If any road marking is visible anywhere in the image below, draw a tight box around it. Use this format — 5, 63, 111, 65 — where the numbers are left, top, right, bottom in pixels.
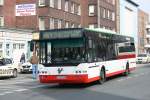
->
0, 93, 6, 96
0, 84, 51, 96
13, 89, 29, 92
0, 91, 14, 96
117, 72, 150, 82
4, 91, 14, 94
0, 79, 38, 85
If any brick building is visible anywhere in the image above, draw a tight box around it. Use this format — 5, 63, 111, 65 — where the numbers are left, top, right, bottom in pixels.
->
0, 0, 81, 31
138, 10, 149, 54
16, 0, 81, 31
0, 0, 117, 32
0, 0, 16, 28
81, 0, 116, 31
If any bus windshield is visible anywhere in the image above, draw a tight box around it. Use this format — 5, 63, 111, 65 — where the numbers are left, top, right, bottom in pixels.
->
52, 47, 86, 64
38, 38, 87, 66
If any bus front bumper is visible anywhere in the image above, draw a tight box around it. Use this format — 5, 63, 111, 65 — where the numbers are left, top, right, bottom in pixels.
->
39, 74, 90, 84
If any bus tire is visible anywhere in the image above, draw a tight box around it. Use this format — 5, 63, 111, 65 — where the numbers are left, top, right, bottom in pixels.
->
12, 69, 18, 78
98, 67, 106, 84
124, 63, 129, 76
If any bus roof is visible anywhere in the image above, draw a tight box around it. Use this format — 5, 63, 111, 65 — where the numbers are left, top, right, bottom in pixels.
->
85, 28, 117, 35
38, 28, 134, 41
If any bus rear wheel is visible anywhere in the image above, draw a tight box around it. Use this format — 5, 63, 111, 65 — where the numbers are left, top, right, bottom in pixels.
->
98, 68, 106, 84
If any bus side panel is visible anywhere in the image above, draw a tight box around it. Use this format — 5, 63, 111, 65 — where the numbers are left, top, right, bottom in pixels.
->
85, 62, 106, 83
129, 58, 136, 71
104, 59, 125, 77
105, 58, 136, 77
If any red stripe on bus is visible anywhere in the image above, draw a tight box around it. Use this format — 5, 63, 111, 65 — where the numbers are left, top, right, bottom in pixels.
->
39, 74, 100, 84
39, 67, 136, 84
106, 67, 136, 77
39, 74, 88, 84
117, 54, 136, 59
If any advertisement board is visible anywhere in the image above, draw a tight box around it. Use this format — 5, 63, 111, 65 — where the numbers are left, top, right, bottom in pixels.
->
16, 4, 36, 16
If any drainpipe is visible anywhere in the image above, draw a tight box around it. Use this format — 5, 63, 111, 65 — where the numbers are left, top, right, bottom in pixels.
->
97, 0, 100, 28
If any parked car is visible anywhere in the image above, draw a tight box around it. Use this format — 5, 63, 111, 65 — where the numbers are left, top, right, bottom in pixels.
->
136, 54, 150, 64
20, 62, 32, 73
0, 58, 18, 78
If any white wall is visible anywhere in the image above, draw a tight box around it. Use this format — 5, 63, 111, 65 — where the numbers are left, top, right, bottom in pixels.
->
0, 29, 32, 64
120, 0, 138, 54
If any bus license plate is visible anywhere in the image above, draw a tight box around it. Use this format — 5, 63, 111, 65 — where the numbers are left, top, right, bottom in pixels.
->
57, 76, 66, 79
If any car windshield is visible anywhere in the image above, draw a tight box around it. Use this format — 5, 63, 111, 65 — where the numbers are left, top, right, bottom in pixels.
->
138, 54, 147, 57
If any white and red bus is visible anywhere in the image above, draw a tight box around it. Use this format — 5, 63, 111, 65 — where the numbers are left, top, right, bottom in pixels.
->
32, 28, 136, 84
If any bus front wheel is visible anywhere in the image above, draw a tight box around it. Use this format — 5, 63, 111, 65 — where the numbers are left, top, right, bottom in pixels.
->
98, 68, 106, 84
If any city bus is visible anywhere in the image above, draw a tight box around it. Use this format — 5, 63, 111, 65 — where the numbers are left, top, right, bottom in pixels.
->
32, 28, 136, 84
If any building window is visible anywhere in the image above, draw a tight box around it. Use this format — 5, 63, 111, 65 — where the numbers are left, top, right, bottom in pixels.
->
54, 18, 58, 29
71, 2, 75, 13
109, 11, 112, 20
105, 9, 108, 19
112, 12, 115, 21
102, 8, 106, 18
39, 0, 45, 6
112, 0, 115, 5
78, 24, 81, 28
89, 24, 95, 29
13, 44, 17, 49
50, 0, 54, 8
71, 23, 75, 28
0, 43, 2, 49
0, 50, 2, 58
58, 0, 61, 9
6, 51, 10, 56
65, 21, 69, 28
89, 5, 95, 16
77, 5, 81, 15
50, 18, 54, 29
65, 0, 69, 12
21, 44, 25, 49
39, 17, 45, 30
107, 10, 110, 19
0, 16, 4, 27
6, 44, 10, 49
0, 0, 4, 5
58, 19, 62, 29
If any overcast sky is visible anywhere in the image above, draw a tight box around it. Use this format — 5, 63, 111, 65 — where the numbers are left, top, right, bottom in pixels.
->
134, 0, 150, 14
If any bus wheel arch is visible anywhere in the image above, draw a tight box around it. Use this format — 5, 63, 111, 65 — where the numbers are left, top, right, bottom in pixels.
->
98, 66, 106, 84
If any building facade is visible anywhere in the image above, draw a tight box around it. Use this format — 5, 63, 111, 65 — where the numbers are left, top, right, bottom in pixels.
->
145, 24, 150, 54
1, 0, 117, 31
0, 28, 32, 63
138, 9, 149, 54
16, 0, 81, 31
0, 0, 16, 28
81, 0, 116, 31
118, 0, 138, 54
0, 0, 82, 60
0, 0, 140, 59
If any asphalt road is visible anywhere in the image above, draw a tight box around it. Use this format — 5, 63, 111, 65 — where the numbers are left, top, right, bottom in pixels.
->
0, 64, 150, 100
